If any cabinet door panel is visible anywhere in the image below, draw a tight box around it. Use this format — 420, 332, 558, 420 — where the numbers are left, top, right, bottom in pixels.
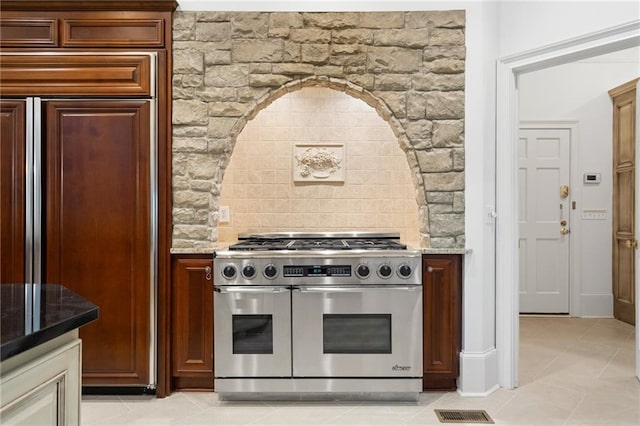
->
0, 100, 26, 284
0, 18, 58, 47
63, 19, 164, 47
44, 100, 151, 386
0, 54, 152, 96
171, 257, 214, 390
423, 255, 461, 390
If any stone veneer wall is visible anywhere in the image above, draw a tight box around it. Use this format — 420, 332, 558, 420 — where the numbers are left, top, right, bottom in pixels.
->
171, 11, 465, 250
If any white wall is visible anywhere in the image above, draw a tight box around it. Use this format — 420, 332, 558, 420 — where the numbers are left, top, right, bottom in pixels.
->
519, 49, 640, 316
175, 0, 638, 395
497, 1, 640, 57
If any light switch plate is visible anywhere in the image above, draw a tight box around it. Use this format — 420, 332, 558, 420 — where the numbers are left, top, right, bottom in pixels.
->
219, 206, 230, 223
581, 209, 607, 220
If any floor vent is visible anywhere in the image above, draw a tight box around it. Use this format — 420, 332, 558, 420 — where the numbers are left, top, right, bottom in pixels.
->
434, 409, 494, 424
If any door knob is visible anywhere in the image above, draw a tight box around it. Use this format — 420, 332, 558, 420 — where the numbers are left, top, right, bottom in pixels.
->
560, 220, 567, 226
560, 227, 570, 235
625, 240, 638, 249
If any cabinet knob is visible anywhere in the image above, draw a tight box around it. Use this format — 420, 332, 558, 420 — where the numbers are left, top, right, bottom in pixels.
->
205, 266, 212, 281
427, 266, 434, 273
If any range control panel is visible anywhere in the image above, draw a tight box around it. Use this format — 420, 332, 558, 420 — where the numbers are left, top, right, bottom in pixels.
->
214, 252, 422, 286
283, 265, 351, 277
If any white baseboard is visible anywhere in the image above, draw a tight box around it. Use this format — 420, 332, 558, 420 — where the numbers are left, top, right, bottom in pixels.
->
457, 348, 500, 397
580, 293, 613, 317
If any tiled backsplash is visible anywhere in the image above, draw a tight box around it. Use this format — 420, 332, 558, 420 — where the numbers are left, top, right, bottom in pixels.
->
218, 87, 420, 243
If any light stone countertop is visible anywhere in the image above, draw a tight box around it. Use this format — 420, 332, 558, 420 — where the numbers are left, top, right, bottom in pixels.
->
170, 247, 222, 255
417, 247, 469, 255
170, 245, 470, 255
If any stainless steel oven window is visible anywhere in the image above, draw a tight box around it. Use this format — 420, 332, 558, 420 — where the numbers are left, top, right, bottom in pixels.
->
232, 314, 274, 354
322, 314, 392, 354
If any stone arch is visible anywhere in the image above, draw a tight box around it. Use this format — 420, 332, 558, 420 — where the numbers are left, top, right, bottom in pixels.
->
171, 10, 465, 250
218, 76, 429, 244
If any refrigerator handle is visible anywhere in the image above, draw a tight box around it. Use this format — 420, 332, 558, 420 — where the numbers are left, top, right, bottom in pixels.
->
32, 97, 43, 285
25, 98, 34, 285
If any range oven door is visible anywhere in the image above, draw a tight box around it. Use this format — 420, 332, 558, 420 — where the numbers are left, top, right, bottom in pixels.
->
291, 285, 422, 378
214, 286, 291, 378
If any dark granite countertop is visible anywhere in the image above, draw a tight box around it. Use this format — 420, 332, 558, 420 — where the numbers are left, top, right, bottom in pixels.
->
0, 284, 99, 361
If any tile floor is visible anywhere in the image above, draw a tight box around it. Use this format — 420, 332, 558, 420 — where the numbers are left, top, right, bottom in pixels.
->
82, 317, 638, 425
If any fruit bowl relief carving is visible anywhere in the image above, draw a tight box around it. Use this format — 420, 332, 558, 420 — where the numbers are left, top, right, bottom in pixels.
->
294, 144, 345, 182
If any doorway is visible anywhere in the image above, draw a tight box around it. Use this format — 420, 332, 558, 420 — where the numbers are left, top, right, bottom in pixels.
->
496, 22, 640, 388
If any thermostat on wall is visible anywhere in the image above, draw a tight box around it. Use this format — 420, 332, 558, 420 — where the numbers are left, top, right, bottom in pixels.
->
583, 173, 601, 184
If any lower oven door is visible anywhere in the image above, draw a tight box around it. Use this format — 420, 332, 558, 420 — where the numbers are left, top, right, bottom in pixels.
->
214, 286, 291, 377
291, 285, 422, 378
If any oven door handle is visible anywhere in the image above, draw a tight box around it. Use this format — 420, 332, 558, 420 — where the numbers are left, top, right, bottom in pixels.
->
292, 285, 420, 293
214, 286, 289, 294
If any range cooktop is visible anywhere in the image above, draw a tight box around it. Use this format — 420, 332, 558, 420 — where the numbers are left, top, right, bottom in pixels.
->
226, 232, 407, 251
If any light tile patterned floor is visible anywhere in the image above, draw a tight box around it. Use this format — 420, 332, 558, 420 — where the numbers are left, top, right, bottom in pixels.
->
82, 317, 638, 425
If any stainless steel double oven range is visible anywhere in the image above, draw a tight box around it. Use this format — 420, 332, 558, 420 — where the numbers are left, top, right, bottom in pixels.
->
213, 232, 422, 401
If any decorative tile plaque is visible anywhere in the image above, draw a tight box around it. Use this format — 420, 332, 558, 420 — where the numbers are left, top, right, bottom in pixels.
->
293, 144, 345, 183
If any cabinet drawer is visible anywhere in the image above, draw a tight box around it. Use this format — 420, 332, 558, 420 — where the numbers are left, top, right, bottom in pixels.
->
62, 19, 164, 47
0, 54, 152, 96
0, 19, 58, 47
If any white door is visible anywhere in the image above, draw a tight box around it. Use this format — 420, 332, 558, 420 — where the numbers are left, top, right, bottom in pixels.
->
519, 127, 571, 313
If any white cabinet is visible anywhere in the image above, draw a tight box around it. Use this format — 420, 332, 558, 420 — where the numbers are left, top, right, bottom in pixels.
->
0, 331, 81, 425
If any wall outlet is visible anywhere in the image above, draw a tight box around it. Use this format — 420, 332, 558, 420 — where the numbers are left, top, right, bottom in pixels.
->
219, 206, 230, 223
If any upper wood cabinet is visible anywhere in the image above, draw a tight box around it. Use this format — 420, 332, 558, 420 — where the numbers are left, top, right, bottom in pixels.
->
0, 18, 59, 47
0, 17, 165, 48
0, 54, 153, 96
0, 1, 176, 49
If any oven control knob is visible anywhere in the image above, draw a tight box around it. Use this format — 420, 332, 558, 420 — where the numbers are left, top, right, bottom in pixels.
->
242, 265, 256, 279
398, 264, 413, 278
263, 264, 278, 279
222, 265, 237, 279
377, 264, 392, 278
356, 264, 370, 278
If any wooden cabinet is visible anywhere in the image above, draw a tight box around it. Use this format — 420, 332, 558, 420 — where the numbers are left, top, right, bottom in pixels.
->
171, 256, 214, 390
0, 95, 153, 389
0, 1, 177, 396
0, 101, 25, 284
422, 254, 462, 391
44, 100, 152, 386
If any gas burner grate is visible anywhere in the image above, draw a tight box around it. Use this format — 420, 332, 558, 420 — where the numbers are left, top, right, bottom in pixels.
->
227, 235, 407, 251
434, 409, 494, 424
